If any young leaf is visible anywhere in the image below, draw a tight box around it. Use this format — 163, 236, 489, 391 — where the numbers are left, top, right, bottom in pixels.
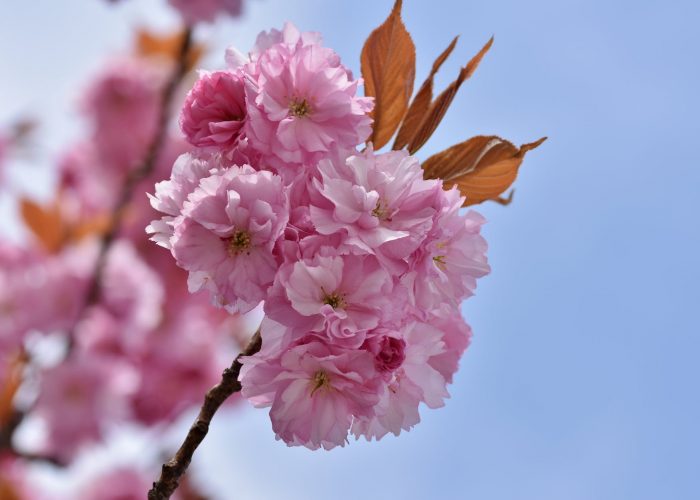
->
136, 28, 203, 72
20, 198, 65, 253
423, 135, 547, 206
0, 351, 25, 429
393, 36, 459, 150
361, 0, 416, 149
407, 37, 493, 154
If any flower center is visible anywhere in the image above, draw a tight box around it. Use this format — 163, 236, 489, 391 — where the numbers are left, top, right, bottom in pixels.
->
322, 291, 346, 309
226, 230, 251, 256
433, 255, 447, 271
371, 199, 390, 220
310, 370, 331, 396
289, 98, 312, 118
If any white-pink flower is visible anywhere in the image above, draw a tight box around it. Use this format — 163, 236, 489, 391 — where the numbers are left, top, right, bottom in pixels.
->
240, 339, 380, 450
171, 165, 288, 313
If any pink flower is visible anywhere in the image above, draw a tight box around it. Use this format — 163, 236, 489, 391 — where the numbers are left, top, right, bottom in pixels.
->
128, 302, 232, 425
83, 58, 165, 172
310, 148, 440, 267
352, 321, 449, 441
267, 254, 393, 348
78, 467, 150, 500
240, 339, 380, 450
180, 71, 247, 153
403, 187, 490, 316
244, 29, 373, 170
171, 165, 288, 313
169, 0, 243, 23
147, 152, 222, 249
428, 312, 473, 385
58, 142, 122, 214
35, 355, 123, 461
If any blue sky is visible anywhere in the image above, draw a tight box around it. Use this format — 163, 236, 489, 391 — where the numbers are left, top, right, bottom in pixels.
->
1, 1, 699, 499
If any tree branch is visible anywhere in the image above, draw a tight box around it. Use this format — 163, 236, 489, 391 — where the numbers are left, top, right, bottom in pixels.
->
67, 26, 194, 351
148, 329, 262, 500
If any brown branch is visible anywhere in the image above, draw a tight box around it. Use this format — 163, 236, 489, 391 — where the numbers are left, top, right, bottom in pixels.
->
67, 26, 194, 351
148, 329, 262, 500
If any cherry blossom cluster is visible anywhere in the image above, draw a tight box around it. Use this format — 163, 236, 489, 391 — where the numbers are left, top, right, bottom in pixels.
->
149, 23, 491, 450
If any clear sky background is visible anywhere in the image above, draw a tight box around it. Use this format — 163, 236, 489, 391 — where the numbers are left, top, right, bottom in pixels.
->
1, 1, 699, 499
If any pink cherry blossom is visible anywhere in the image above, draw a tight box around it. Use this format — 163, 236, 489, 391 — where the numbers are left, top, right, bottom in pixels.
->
267, 254, 392, 348
352, 320, 449, 441
244, 30, 373, 170
240, 339, 380, 450
129, 303, 231, 424
403, 187, 490, 316
77, 467, 151, 500
35, 355, 123, 461
171, 165, 288, 313
147, 152, 224, 249
83, 58, 165, 172
180, 70, 247, 153
168, 0, 242, 23
310, 148, 440, 267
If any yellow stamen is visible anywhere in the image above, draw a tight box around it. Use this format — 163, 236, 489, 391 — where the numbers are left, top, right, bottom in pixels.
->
227, 230, 251, 256
310, 371, 331, 396
289, 98, 312, 118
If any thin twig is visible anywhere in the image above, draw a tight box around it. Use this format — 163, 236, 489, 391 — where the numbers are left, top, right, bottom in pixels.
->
148, 329, 262, 500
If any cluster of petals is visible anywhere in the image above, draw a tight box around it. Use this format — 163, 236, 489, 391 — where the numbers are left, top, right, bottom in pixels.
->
150, 23, 490, 450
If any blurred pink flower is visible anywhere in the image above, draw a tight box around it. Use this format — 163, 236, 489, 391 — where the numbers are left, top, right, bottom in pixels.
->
83, 58, 165, 172
35, 355, 124, 461
169, 0, 243, 23
77, 467, 150, 500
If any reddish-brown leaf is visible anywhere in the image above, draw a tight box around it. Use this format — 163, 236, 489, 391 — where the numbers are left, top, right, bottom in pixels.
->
20, 197, 110, 253
361, 0, 416, 149
393, 36, 458, 150
407, 37, 494, 154
20, 198, 65, 253
0, 351, 25, 429
423, 135, 547, 206
136, 28, 203, 72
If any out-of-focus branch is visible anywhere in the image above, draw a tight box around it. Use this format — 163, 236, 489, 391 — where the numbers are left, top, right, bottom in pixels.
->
67, 26, 194, 351
0, 26, 194, 462
148, 329, 262, 500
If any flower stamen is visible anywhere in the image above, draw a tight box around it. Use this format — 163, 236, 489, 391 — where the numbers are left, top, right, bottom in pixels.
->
322, 290, 346, 309
310, 370, 331, 396
226, 230, 251, 256
289, 98, 312, 118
